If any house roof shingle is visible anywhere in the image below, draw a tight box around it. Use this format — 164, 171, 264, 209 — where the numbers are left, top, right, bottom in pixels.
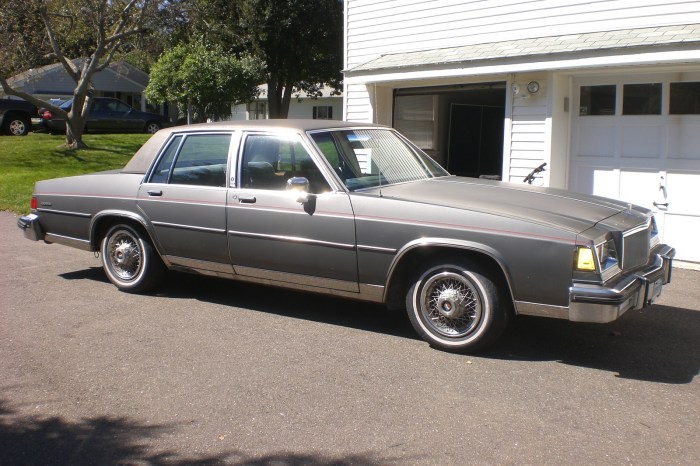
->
348, 23, 700, 73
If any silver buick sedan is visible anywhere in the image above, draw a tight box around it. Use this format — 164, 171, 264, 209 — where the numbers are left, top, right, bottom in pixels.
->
18, 120, 675, 352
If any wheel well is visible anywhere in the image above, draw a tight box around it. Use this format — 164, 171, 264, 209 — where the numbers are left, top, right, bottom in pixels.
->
4, 111, 30, 122
91, 216, 152, 251
384, 246, 513, 311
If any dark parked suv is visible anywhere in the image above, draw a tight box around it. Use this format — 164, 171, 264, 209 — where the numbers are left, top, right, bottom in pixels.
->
39, 97, 170, 134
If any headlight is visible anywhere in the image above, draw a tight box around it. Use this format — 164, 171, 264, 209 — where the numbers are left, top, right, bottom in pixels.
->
575, 238, 618, 273
650, 216, 660, 247
575, 246, 596, 271
596, 237, 618, 271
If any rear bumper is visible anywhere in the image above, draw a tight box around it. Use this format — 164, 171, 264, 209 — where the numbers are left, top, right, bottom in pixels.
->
17, 213, 44, 241
568, 244, 675, 323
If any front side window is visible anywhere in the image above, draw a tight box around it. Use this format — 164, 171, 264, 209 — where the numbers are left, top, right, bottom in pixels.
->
150, 134, 231, 187
309, 129, 448, 191
240, 134, 330, 193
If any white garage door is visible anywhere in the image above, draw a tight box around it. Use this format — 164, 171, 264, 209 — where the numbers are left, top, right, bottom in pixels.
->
570, 74, 700, 262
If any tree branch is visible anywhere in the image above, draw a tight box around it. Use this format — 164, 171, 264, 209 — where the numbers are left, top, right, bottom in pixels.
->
38, 3, 78, 81
0, 77, 67, 118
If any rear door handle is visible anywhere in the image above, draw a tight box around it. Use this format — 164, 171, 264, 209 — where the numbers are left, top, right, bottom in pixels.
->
653, 202, 669, 208
238, 196, 256, 204
147, 190, 163, 197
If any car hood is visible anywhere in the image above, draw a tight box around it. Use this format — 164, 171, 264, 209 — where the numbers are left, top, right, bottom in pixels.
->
364, 176, 647, 234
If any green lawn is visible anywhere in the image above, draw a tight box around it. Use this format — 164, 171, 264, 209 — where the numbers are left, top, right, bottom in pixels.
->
0, 132, 151, 214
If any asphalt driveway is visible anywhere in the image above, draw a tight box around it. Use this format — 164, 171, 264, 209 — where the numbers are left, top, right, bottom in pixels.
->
1, 211, 698, 465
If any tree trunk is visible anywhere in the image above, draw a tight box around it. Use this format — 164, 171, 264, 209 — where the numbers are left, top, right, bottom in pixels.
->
64, 92, 90, 149
267, 74, 292, 119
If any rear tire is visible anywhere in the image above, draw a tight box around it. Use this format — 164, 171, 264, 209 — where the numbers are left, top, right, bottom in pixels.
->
145, 121, 161, 134
101, 224, 165, 292
406, 260, 509, 353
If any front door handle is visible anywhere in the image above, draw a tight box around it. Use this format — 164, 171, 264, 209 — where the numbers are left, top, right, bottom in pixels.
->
238, 196, 257, 204
653, 202, 669, 208
147, 190, 163, 197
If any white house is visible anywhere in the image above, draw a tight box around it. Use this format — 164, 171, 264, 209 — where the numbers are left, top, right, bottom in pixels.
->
230, 84, 342, 121
343, 0, 700, 263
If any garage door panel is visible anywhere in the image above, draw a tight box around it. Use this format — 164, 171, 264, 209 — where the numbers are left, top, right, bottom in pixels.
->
666, 172, 700, 215
668, 124, 700, 159
574, 166, 619, 199
663, 214, 700, 262
621, 125, 662, 158
576, 124, 615, 157
619, 170, 660, 208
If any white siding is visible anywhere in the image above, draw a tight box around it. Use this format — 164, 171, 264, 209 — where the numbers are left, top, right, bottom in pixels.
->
346, 0, 700, 69
508, 78, 548, 183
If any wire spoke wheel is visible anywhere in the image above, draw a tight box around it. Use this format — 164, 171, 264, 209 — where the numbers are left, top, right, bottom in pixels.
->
100, 224, 165, 293
406, 261, 510, 353
420, 271, 482, 338
106, 230, 143, 281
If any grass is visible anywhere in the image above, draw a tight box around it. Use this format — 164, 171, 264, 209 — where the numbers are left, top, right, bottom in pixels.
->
0, 132, 151, 214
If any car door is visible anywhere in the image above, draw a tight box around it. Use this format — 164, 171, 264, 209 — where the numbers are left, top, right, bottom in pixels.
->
108, 99, 140, 131
137, 132, 233, 275
86, 99, 112, 131
227, 132, 359, 292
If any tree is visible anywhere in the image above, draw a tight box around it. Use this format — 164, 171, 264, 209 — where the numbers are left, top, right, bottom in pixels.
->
144, 42, 263, 123
236, 0, 343, 118
0, 0, 163, 149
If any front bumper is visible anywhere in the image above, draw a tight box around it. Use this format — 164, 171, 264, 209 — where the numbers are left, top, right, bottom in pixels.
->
568, 244, 675, 323
17, 213, 44, 241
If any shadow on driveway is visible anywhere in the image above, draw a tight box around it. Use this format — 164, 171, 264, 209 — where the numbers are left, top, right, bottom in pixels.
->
0, 398, 394, 466
60, 267, 700, 385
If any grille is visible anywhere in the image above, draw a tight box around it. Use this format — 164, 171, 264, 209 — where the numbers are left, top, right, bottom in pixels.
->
622, 223, 651, 270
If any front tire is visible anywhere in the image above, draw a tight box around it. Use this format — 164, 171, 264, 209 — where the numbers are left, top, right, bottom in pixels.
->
101, 224, 164, 292
406, 261, 509, 353
4, 115, 30, 136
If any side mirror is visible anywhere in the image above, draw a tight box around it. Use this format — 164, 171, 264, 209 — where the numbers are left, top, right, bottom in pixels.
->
286, 176, 310, 203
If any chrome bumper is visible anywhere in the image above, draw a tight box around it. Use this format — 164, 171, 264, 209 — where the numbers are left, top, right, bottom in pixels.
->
568, 244, 675, 323
17, 213, 44, 241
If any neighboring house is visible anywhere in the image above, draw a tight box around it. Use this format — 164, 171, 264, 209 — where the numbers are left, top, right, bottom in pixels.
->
343, 0, 700, 263
3, 60, 172, 120
230, 84, 342, 121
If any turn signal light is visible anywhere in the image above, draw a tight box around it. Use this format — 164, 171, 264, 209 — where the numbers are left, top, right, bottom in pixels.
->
575, 246, 596, 271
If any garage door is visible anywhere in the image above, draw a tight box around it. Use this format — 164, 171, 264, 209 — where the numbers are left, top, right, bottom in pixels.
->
570, 75, 700, 262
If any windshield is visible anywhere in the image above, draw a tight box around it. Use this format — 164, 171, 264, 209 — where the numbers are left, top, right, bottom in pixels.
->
309, 128, 448, 191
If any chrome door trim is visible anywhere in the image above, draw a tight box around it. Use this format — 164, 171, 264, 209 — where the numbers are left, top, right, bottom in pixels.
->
152, 221, 227, 234
233, 265, 359, 293
165, 256, 235, 276
357, 244, 397, 254
228, 230, 356, 251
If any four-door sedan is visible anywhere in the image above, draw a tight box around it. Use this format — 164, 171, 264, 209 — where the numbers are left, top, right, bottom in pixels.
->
18, 120, 675, 352
38, 97, 170, 134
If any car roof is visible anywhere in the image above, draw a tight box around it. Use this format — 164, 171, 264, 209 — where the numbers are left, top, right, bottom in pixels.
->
121, 119, 389, 174
168, 119, 386, 133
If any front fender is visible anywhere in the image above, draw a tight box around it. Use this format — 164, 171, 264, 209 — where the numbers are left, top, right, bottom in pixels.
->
383, 237, 515, 305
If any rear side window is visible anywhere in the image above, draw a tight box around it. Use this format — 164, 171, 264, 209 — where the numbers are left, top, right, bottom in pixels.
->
150, 134, 231, 187
150, 136, 182, 183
